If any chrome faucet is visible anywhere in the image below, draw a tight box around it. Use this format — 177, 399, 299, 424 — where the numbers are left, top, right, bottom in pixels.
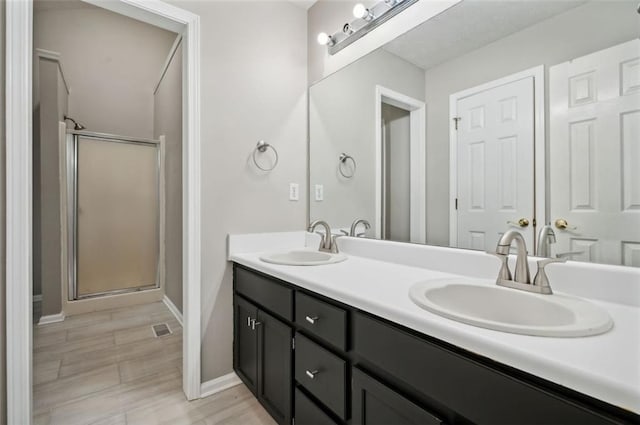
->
349, 219, 371, 237
308, 220, 340, 253
489, 230, 565, 295
536, 225, 556, 258
495, 230, 531, 284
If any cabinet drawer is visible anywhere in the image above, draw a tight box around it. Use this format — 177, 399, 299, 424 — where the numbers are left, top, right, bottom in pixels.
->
296, 291, 347, 350
295, 333, 347, 420
235, 266, 293, 321
353, 312, 620, 425
295, 388, 338, 425
352, 368, 443, 425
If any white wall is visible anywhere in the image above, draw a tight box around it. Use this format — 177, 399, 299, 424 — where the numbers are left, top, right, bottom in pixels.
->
382, 104, 410, 242
153, 41, 183, 313
423, 1, 639, 246
164, 1, 308, 382
0, 0, 5, 421
34, 4, 176, 139
309, 49, 424, 232
33, 58, 67, 316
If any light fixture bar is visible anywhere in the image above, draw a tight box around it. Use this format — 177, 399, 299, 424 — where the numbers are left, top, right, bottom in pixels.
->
326, 0, 419, 55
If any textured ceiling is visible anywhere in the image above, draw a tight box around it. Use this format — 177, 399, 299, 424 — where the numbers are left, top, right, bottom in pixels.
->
383, 0, 586, 71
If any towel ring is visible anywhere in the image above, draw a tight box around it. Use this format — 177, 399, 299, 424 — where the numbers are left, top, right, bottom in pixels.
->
339, 153, 356, 178
253, 140, 278, 171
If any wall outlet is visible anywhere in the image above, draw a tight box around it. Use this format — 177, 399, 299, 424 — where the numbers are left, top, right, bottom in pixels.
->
315, 184, 324, 201
289, 183, 299, 201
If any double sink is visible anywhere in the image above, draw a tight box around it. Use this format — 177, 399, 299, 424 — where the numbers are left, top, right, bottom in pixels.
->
259, 244, 613, 338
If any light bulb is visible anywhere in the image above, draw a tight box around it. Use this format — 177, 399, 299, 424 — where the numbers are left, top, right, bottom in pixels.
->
317, 32, 334, 46
353, 3, 373, 20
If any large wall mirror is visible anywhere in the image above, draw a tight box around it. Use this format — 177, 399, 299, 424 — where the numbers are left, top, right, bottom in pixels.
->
309, 0, 640, 267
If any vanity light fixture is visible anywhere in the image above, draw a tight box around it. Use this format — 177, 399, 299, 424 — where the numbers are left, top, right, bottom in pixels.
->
317, 32, 335, 46
343, 23, 355, 35
317, 0, 418, 55
353, 3, 375, 21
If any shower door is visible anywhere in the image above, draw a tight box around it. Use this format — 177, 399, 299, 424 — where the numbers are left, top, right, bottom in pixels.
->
67, 132, 161, 299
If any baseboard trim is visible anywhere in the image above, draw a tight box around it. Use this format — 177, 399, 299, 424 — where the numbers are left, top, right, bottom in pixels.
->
163, 295, 183, 327
200, 372, 241, 398
38, 312, 66, 325
33, 294, 42, 302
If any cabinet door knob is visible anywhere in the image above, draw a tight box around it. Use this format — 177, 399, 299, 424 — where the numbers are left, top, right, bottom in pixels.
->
305, 315, 319, 324
247, 317, 252, 327
305, 369, 319, 379
251, 319, 262, 330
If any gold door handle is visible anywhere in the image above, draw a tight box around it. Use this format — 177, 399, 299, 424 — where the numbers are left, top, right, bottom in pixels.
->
554, 219, 577, 231
507, 218, 529, 228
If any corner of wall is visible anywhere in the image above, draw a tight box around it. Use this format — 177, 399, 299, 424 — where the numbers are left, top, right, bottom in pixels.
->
0, 0, 7, 422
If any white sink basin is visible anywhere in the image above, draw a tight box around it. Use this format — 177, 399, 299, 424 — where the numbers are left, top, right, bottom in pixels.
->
260, 249, 347, 266
409, 279, 613, 337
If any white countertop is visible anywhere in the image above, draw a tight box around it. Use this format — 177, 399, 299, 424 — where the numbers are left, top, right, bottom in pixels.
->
229, 233, 640, 415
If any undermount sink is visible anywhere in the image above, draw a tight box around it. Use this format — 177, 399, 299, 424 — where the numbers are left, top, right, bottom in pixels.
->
260, 249, 347, 266
409, 279, 613, 337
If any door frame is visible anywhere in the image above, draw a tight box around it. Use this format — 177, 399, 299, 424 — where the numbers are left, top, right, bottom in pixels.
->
375, 85, 427, 243
5, 1, 202, 423
448, 65, 545, 248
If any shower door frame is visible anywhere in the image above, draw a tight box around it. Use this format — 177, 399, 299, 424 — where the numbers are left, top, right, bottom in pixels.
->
5, 1, 203, 422
65, 131, 164, 301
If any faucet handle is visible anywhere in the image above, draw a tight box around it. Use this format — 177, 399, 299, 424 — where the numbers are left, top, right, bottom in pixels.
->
486, 251, 512, 282
533, 258, 567, 294
330, 234, 344, 253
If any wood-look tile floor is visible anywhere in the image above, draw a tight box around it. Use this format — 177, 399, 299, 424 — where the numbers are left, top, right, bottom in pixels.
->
33, 302, 276, 425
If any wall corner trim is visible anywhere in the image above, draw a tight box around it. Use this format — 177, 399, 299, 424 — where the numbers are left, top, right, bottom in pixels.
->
162, 294, 183, 327
200, 373, 242, 399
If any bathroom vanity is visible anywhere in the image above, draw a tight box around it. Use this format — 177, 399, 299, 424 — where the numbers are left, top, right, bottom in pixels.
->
230, 234, 640, 425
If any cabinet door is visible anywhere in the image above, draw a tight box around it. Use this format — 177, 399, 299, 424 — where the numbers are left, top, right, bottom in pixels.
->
234, 296, 258, 394
352, 368, 443, 425
257, 309, 293, 425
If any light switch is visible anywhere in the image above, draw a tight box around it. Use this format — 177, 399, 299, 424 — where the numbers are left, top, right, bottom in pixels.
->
289, 183, 299, 201
315, 184, 324, 201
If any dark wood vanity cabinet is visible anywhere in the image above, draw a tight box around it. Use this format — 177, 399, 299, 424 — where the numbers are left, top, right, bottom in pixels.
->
233, 294, 292, 424
233, 264, 638, 425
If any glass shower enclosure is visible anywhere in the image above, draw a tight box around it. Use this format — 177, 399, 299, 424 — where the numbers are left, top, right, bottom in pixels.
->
65, 131, 162, 300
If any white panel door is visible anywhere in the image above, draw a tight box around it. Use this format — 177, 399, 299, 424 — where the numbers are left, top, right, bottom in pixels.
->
456, 77, 535, 251
550, 39, 640, 266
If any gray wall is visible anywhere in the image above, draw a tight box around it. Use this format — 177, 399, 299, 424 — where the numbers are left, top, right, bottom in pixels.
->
33, 58, 67, 316
153, 41, 183, 313
382, 104, 410, 242
424, 1, 640, 246
309, 49, 424, 233
0, 0, 5, 422
34, 4, 176, 139
165, 0, 308, 381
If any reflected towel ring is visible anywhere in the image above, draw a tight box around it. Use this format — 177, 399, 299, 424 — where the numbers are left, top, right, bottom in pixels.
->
339, 153, 356, 178
253, 140, 279, 171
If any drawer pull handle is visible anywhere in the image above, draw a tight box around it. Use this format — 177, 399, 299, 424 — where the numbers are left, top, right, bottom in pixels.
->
305, 369, 319, 379
251, 319, 262, 330
247, 317, 252, 327
305, 316, 319, 324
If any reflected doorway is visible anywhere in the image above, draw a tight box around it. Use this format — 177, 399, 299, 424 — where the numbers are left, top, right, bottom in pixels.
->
375, 85, 427, 243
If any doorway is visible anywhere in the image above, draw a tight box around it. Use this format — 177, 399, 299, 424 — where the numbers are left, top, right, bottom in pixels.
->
5, 1, 202, 422
375, 85, 426, 244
